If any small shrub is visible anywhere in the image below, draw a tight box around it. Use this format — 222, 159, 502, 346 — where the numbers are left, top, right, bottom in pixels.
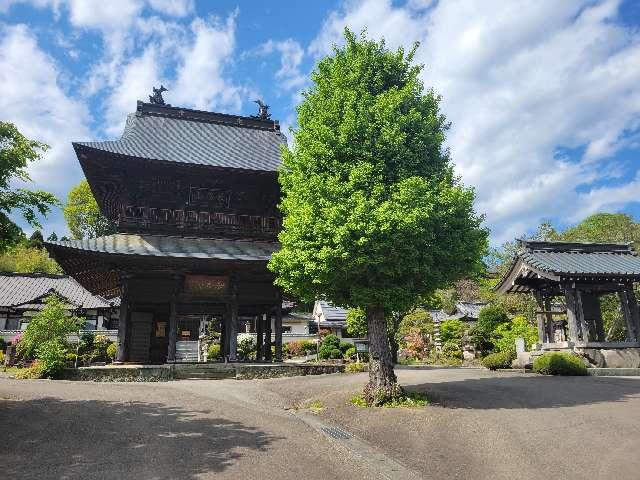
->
345, 361, 365, 373
533, 352, 588, 376
441, 340, 463, 360
14, 360, 44, 379
308, 400, 324, 414
344, 347, 357, 360
238, 336, 256, 361
0, 337, 6, 352
36, 339, 68, 378
339, 341, 352, 353
329, 348, 343, 359
208, 343, 221, 361
65, 352, 77, 367
482, 350, 516, 370
286, 341, 305, 357
300, 340, 317, 354
106, 343, 117, 360
0, 350, 4, 364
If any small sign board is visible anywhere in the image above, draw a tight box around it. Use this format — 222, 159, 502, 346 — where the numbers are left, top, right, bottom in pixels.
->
354, 339, 369, 353
184, 274, 229, 296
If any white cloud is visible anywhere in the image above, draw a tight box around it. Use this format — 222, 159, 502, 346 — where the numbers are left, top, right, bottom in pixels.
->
147, 0, 194, 17
171, 14, 244, 112
311, 0, 640, 243
103, 45, 163, 136
0, 23, 91, 234
257, 39, 306, 91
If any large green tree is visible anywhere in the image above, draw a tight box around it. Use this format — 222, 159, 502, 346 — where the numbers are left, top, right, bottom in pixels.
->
0, 122, 58, 248
63, 179, 113, 239
269, 31, 487, 404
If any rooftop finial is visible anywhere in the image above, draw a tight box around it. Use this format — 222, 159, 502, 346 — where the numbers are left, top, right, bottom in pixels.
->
252, 99, 271, 120
149, 85, 169, 105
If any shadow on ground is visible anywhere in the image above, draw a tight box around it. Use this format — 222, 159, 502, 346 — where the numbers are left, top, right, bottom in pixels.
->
404, 374, 640, 409
0, 396, 280, 479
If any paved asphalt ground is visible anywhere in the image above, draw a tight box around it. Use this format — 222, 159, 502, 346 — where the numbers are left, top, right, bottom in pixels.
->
2, 368, 640, 479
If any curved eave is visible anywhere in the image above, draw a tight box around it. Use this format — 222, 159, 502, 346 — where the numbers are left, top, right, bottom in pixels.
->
494, 258, 561, 294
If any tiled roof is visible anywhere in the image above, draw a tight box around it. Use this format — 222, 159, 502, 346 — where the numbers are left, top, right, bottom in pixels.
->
0, 273, 113, 308
495, 240, 640, 293
74, 102, 286, 172
46, 233, 279, 261
315, 300, 348, 321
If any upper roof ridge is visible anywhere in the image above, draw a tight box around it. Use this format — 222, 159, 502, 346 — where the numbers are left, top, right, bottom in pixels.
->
135, 101, 281, 132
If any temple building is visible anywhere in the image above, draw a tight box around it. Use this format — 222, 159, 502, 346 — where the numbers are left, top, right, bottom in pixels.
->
46, 97, 287, 364
495, 240, 640, 367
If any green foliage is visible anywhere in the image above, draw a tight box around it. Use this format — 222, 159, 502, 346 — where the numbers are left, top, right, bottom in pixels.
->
344, 346, 357, 360
560, 213, 640, 247
0, 121, 58, 231
533, 352, 588, 376
107, 343, 118, 361
339, 340, 352, 353
346, 307, 367, 337
439, 319, 466, 344
207, 343, 221, 361
16, 295, 82, 359
319, 334, 342, 359
63, 180, 114, 239
237, 335, 256, 361
441, 340, 463, 359
345, 361, 365, 373
491, 316, 538, 353
471, 304, 510, 354
482, 350, 516, 370
14, 360, 44, 379
351, 391, 427, 408
329, 348, 343, 359
0, 242, 61, 273
36, 338, 68, 377
396, 309, 433, 342
268, 29, 487, 314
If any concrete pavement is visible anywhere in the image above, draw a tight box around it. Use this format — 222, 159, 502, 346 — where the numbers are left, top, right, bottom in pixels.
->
2, 368, 640, 479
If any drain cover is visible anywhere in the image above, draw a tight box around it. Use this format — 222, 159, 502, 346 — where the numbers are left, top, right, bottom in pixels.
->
321, 426, 352, 440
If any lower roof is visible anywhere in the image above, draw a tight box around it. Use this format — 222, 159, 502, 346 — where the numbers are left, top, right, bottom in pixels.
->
46, 234, 279, 261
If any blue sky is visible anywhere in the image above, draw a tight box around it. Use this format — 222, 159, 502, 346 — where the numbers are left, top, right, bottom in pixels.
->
1, 0, 639, 244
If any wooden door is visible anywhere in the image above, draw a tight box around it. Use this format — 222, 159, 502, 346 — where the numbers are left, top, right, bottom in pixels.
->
129, 311, 153, 363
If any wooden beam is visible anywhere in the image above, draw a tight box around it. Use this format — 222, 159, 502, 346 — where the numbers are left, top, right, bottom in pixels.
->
534, 292, 546, 343
576, 290, 590, 342
228, 295, 238, 362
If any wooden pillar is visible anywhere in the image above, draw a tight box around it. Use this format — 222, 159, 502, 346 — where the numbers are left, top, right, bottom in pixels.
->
534, 292, 546, 344
576, 291, 589, 342
274, 293, 283, 362
166, 275, 180, 363
543, 296, 554, 343
228, 296, 238, 362
115, 276, 130, 363
618, 289, 637, 341
625, 286, 640, 341
564, 287, 580, 343
265, 312, 273, 362
256, 314, 264, 362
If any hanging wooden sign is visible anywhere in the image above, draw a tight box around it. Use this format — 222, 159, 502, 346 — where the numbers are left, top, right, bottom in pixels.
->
184, 274, 229, 296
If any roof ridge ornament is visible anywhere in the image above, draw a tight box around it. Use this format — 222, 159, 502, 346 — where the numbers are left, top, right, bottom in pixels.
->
252, 99, 271, 120
149, 85, 169, 106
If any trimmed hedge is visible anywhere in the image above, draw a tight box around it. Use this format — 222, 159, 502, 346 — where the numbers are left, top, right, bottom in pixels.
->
482, 350, 515, 370
533, 352, 587, 376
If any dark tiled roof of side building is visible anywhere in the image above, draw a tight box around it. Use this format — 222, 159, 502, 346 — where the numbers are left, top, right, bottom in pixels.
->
0, 273, 115, 309
74, 102, 287, 172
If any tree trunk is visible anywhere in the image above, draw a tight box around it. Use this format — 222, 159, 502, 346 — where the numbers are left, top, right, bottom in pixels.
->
364, 306, 400, 405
